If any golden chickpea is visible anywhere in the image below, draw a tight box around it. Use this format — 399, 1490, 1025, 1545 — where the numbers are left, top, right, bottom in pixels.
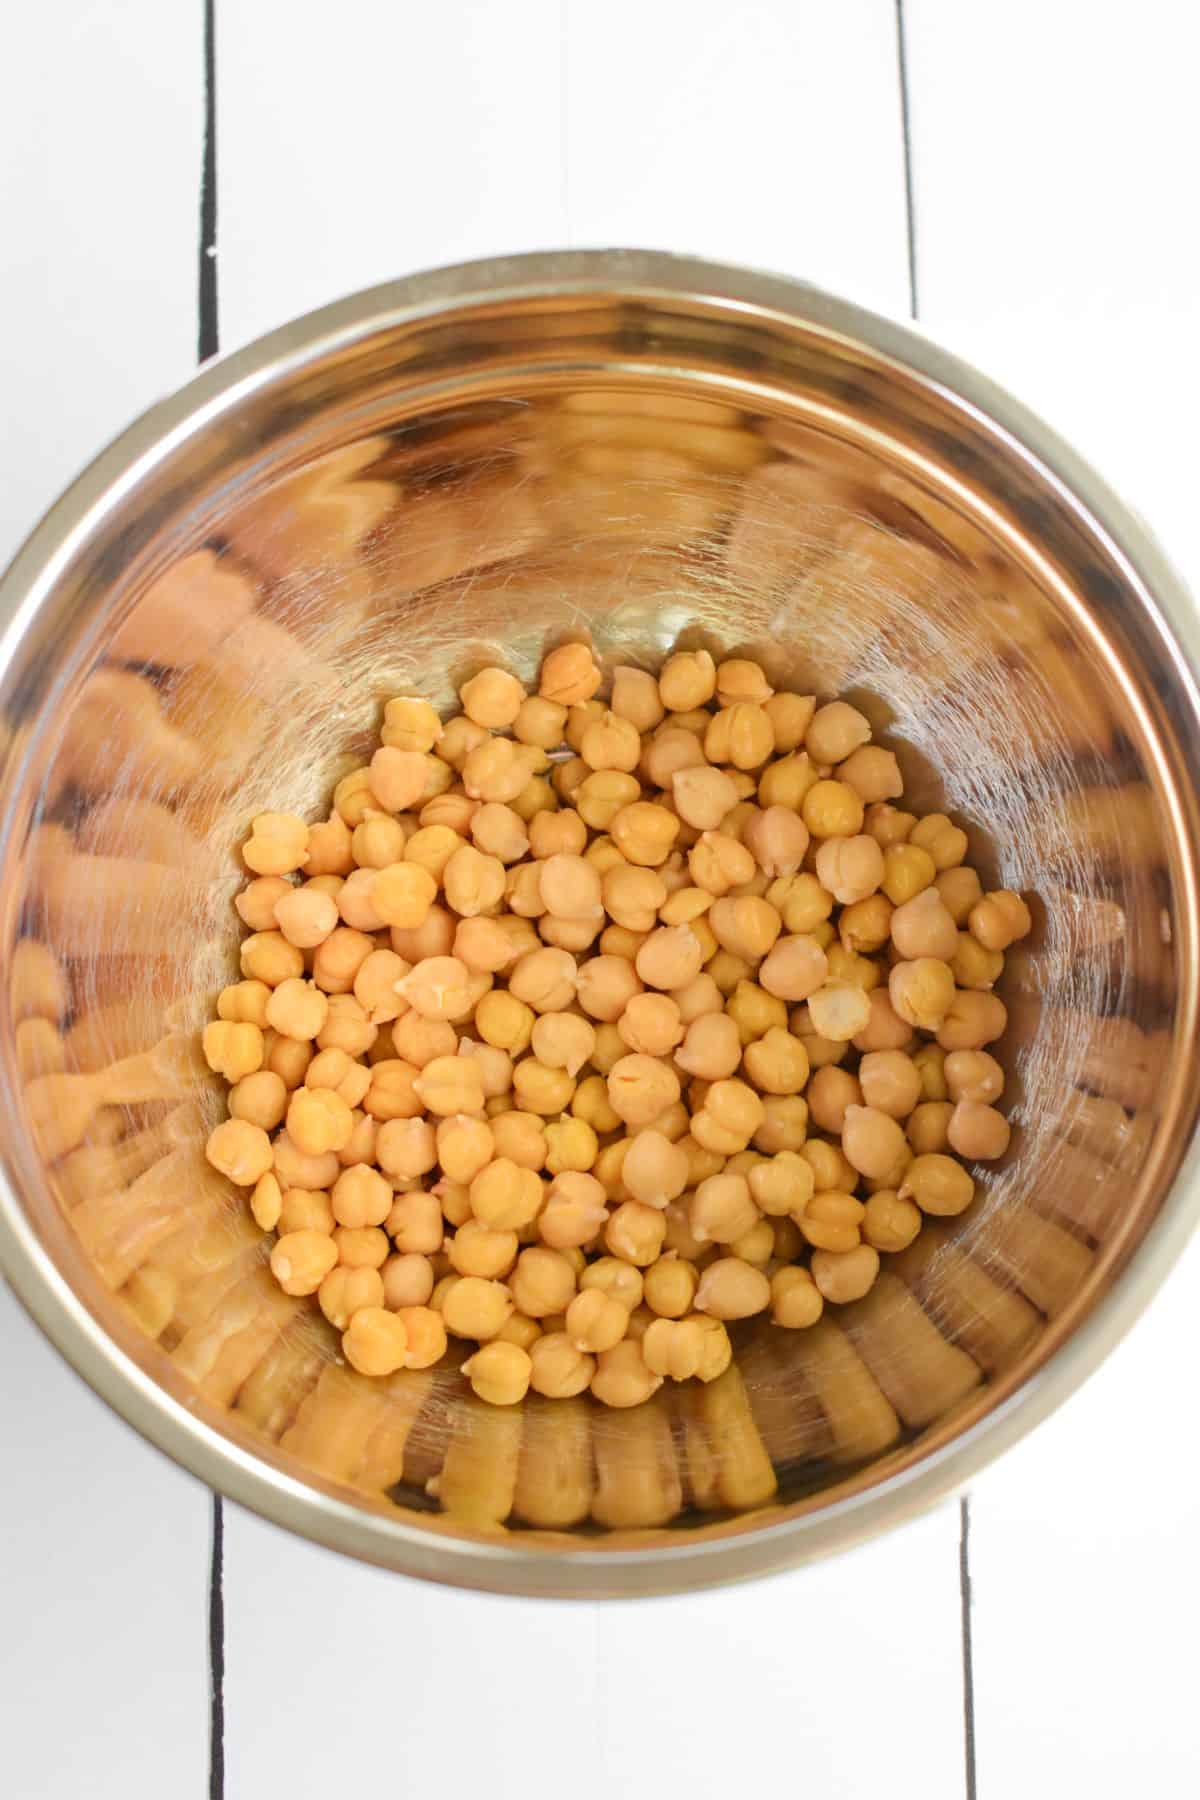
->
688, 1173, 759, 1245
607, 1054, 680, 1128
639, 1317, 704, 1381
577, 710, 639, 774
619, 1130, 688, 1210
339, 1306, 409, 1376
628, 923, 699, 992
442, 1274, 514, 1340
389, 901, 456, 963
381, 1252, 436, 1309
576, 770, 640, 833
352, 812, 410, 872
263, 1034, 316, 1092
704, 703, 774, 770
606, 665, 662, 733
900, 1152, 975, 1216
688, 830, 754, 898
217, 979, 272, 1028
236, 876, 295, 934
527, 811, 585, 862
470, 1158, 544, 1231
640, 1255, 698, 1320
448, 1217, 518, 1279
658, 648, 715, 711
494, 1311, 542, 1351
243, 812, 309, 878
333, 768, 382, 828
576, 1261, 641, 1315
838, 893, 893, 955
672, 1013, 738, 1087
694, 1256, 771, 1320
741, 805, 808, 878
588, 1338, 661, 1407
758, 930, 830, 1004
381, 695, 443, 755
692, 1076, 764, 1154
514, 694, 568, 750
439, 845, 503, 919
910, 1042, 947, 1101
240, 930, 305, 989
529, 1332, 594, 1398
907, 1101, 953, 1155
540, 642, 602, 707
936, 865, 984, 925
277, 1186, 335, 1235
567, 701, 606, 754
837, 745, 903, 804
456, 666, 522, 730
272, 885, 339, 952
563, 1287, 626, 1354
610, 800, 679, 868
332, 870, 384, 934
862, 1190, 922, 1253
771, 1265, 824, 1328
754, 690, 811, 753
551, 755, 589, 804
473, 991, 533, 1056
748, 1151, 814, 1219
461, 737, 533, 806
505, 947, 576, 1014
286, 1085, 355, 1157
250, 1171, 283, 1231
592, 921, 639, 958
881, 843, 937, 906
806, 1065, 862, 1135
943, 1049, 1004, 1106
605, 1199, 668, 1266
936, 990, 1007, 1051
329, 1163, 391, 1230
539, 1171, 608, 1249
391, 1305, 445, 1370
512, 1057, 576, 1116
841, 1103, 911, 1183
270, 1230, 338, 1296
508, 1245, 577, 1319
909, 812, 968, 870
888, 959, 956, 1031
304, 815, 355, 877
538, 853, 602, 924
273, 1128, 340, 1191
743, 1026, 809, 1096
598, 865, 661, 933
486, 1110, 544, 1173
952, 932, 1004, 991
845, 988, 909, 1057
464, 803, 526, 866
798, 1189, 864, 1253
544, 1117, 598, 1175
202, 1020, 264, 1084
889, 887, 957, 962
318, 1265, 385, 1330
206, 1118, 273, 1186
811, 1243, 880, 1304
457, 1339, 531, 1405
948, 1101, 1011, 1161
849, 1051, 916, 1123
804, 700, 869, 766
614, 993, 680, 1059
801, 779, 865, 840
669, 766, 737, 833
708, 896, 780, 963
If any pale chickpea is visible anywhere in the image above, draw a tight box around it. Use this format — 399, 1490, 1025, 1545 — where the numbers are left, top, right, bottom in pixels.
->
332, 870, 383, 934
435, 1179, 473, 1228
630, 923, 701, 993
565, 1287, 628, 1353
409, 1054, 483, 1118
352, 812, 410, 871
514, 695, 568, 750
849, 987, 913, 1055
609, 666, 665, 733
447, 917, 512, 978
837, 745, 903, 804
888, 959, 956, 1031
525, 1013, 592, 1079
241, 930, 305, 988
771, 1265, 824, 1328
721, 982, 782, 1047
599, 864, 662, 933
460, 737, 532, 805
243, 812, 309, 877
524, 811, 582, 863
468, 802, 528, 865
236, 876, 294, 933
607, 1053, 681, 1128
490, 1109, 547, 1171
910, 812, 968, 870
948, 1101, 1011, 1161
862, 1190, 922, 1253
694, 1256, 771, 1320
576, 770, 640, 833
277, 1187, 335, 1235
658, 648, 716, 711
394, 1305, 447, 1369
206, 1118, 273, 1185
318, 1265, 385, 1330
943, 1049, 1004, 1105
805, 700, 871, 766
544, 913, 603, 953
936, 865, 985, 925
616, 992, 682, 1058
748, 1151, 814, 1219
382, 695, 443, 755
580, 710, 641, 773
513, 1057, 576, 1116
589, 1338, 662, 1407
605, 1199, 668, 1266
806, 980, 871, 1043
568, 702, 606, 755
907, 1101, 953, 1155
806, 1065, 863, 1134
539, 1171, 608, 1249
688, 1173, 759, 1245
263, 1033, 315, 1090
318, 926, 383, 996
540, 642, 602, 707
704, 703, 774, 770
743, 805, 810, 878
392, 955, 474, 1024
814, 834, 885, 905
642, 727, 706, 791
304, 815, 355, 877
470, 1158, 544, 1231
389, 901, 457, 962
900, 1152, 975, 1216
611, 800, 679, 867
508, 947, 577, 1013
758, 690, 813, 753
202, 1020, 264, 1084
339, 1306, 409, 1376
853, 1049, 918, 1120
529, 1332, 594, 1398
457, 666, 523, 729
890, 886, 958, 962
442, 1274, 514, 1340
673, 1012, 738, 1083
389, 1013, 456, 1069
689, 830, 755, 897
273, 886, 339, 951
620, 1130, 689, 1210
331, 1163, 392, 1229
539, 853, 602, 922
286, 1085, 355, 1156
881, 842, 937, 905
273, 1130, 339, 1192
758, 932, 829, 1003
270, 1230, 338, 1296
658, 886, 713, 928
811, 1243, 880, 1304
217, 979, 272, 1028
381, 1252, 436, 1309
671, 765, 739, 831
936, 990, 1007, 1051
509, 1245, 577, 1319
743, 1026, 809, 1096
250, 1171, 283, 1231
692, 1076, 764, 1154
841, 1104, 910, 1182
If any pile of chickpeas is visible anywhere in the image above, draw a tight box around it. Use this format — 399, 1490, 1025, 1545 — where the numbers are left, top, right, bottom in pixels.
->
203, 643, 1031, 1409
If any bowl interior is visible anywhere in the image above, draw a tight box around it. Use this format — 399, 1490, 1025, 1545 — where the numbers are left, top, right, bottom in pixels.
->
2, 264, 1199, 1592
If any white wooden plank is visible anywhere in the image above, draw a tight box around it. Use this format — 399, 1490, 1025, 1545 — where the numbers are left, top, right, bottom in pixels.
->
905, 5, 1200, 1792
0, 0, 206, 566
565, 0, 912, 318
0, 5, 211, 1794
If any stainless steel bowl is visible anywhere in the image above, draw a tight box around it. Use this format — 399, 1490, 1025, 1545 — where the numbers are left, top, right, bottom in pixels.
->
2, 250, 1199, 1596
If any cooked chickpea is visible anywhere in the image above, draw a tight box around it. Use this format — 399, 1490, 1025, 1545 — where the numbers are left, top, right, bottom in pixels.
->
577, 710, 638, 774
539, 642, 602, 707
509, 1246, 577, 1318
448, 1218, 518, 1279
888, 958, 956, 1031
512, 1057, 575, 1116
881, 842, 937, 906
330, 1163, 392, 1229
442, 1274, 514, 1341
943, 1049, 1004, 1106
805, 701, 871, 766
250, 1171, 283, 1231
318, 1264, 385, 1330
658, 649, 715, 711
748, 1151, 814, 1219
758, 932, 829, 1003
273, 1133, 339, 1193
527, 811, 585, 863
889, 886, 957, 962
838, 893, 893, 955
564, 1287, 626, 1353
907, 1101, 953, 1155
743, 1026, 809, 1096
529, 1332, 594, 1398
900, 1152, 976, 1216
506, 947, 576, 1014
836, 745, 902, 804
673, 1014, 739, 1088
952, 932, 1004, 991
620, 1130, 689, 1210
811, 1243, 880, 1304
537, 853, 602, 924
936, 990, 1007, 1051
909, 812, 968, 870
611, 800, 679, 867
708, 896, 780, 964
801, 780, 864, 840
640, 1317, 704, 1381
704, 703, 774, 770
911, 1042, 948, 1100
206, 1118, 273, 1186
806, 980, 871, 1043
688, 1173, 759, 1245
470, 1159, 544, 1231
277, 1186, 335, 1235
935, 865, 984, 925
670, 765, 737, 832
472, 991, 533, 1056
605, 1199, 668, 1266
544, 1118, 598, 1175
270, 1230, 338, 1296
381, 1252, 436, 1309
806, 1065, 863, 1134
742, 805, 809, 879
854, 1049, 920, 1120
691, 1077, 764, 1154
607, 1054, 681, 1128
286, 1085, 355, 1156
841, 1104, 910, 1183
459, 1340, 532, 1405
797, 1188, 863, 1253
771, 1265, 824, 1329
539, 1171, 608, 1249
513, 694, 567, 751
948, 1101, 1011, 1161
240, 930, 305, 988
617, 993, 682, 1058
814, 834, 885, 906
862, 1189, 922, 1253
604, 665, 661, 733
694, 1256, 770, 1320
202, 1020, 264, 1085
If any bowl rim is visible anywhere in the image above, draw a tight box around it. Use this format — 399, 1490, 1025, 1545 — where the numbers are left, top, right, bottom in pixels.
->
3, 247, 1199, 1596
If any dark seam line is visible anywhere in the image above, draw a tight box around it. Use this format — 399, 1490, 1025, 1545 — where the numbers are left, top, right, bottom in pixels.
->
208, 1492, 226, 1800
894, 0, 919, 321
198, 0, 219, 362
959, 1496, 979, 1800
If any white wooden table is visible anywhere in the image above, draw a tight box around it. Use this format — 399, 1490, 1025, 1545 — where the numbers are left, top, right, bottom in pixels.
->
4, 5, 1199, 1794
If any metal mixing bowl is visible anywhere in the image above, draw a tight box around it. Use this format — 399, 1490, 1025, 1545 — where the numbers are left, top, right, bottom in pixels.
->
2, 251, 1199, 1596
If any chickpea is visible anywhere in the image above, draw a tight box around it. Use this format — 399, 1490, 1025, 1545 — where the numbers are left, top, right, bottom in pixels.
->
608, 1054, 681, 1129
436, 1179, 473, 1229
442, 1274, 514, 1340
576, 770, 640, 832
803, 980, 869, 1044
273, 1126, 340, 1190
948, 1101, 1011, 1160
455, 666, 522, 730
514, 694, 568, 750
331, 1163, 392, 1229
471, 991, 531, 1057
743, 1026, 809, 1096
618, 1130, 688, 1210
606, 666, 662, 733
303, 815, 354, 877
250, 1171, 283, 1231
243, 812, 309, 877
881, 842, 937, 906
217, 979, 272, 1029
470, 1158, 544, 1231
952, 932, 1004, 991
394, 1305, 448, 1370
539, 642, 602, 707
900, 1152, 975, 1216
912, 1042, 948, 1101
804, 700, 870, 765
840, 1103, 910, 1183
552, 756, 589, 804
805, 1065, 861, 1135
506, 947, 576, 1014
512, 1058, 576, 1116
907, 1101, 953, 1155
846, 988, 910, 1057
270, 1230, 338, 1296
754, 690, 810, 753
708, 896, 780, 963
758, 931, 830, 1004
529, 1332, 594, 1398
801, 780, 865, 840
671, 765, 739, 832
271, 886, 338, 952
629, 923, 700, 993
936, 865, 985, 925
510, 1246, 578, 1318
814, 834, 885, 906
277, 1186, 335, 1235
888, 887, 956, 963
837, 745, 903, 805
605, 1199, 669, 1266
797, 1190, 864, 1253
565, 1287, 627, 1354
611, 800, 679, 867
263, 1033, 315, 1090
943, 1049, 1004, 1105
236, 877, 294, 935
672, 1013, 738, 1085
688, 830, 754, 898
639, 1317, 704, 1381
742, 805, 809, 879
202, 1020, 264, 1085
589, 1338, 662, 1407
637, 1255, 697, 1321
692, 1077, 764, 1154
333, 768, 381, 829
642, 728, 705, 792
688, 1173, 759, 1245
525, 812, 583, 863
544, 1118, 598, 1175
381, 1252, 436, 1309
747, 1151, 814, 1219
539, 1171, 608, 1249
694, 1256, 770, 1320
909, 812, 968, 870
936, 990, 1007, 1051
537, 854, 602, 924
704, 703, 774, 770
811, 1243, 880, 1304
317, 1264, 385, 1330
240, 931, 305, 988
862, 1189, 922, 1253
771, 1265, 824, 1329
206, 1118, 273, 1186
337, 1306, 409, 1376
612, 993, 678, 1058
598, 865, 661, 934
594, 922, 642, 960
888, 959, 956, 1031
285, 1085, 354, 1157
390, 901, 456, 962
838, 893, 893, 955
382, 695, 443, 755
659, 648, 716, 711
577, 710, 639, 774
